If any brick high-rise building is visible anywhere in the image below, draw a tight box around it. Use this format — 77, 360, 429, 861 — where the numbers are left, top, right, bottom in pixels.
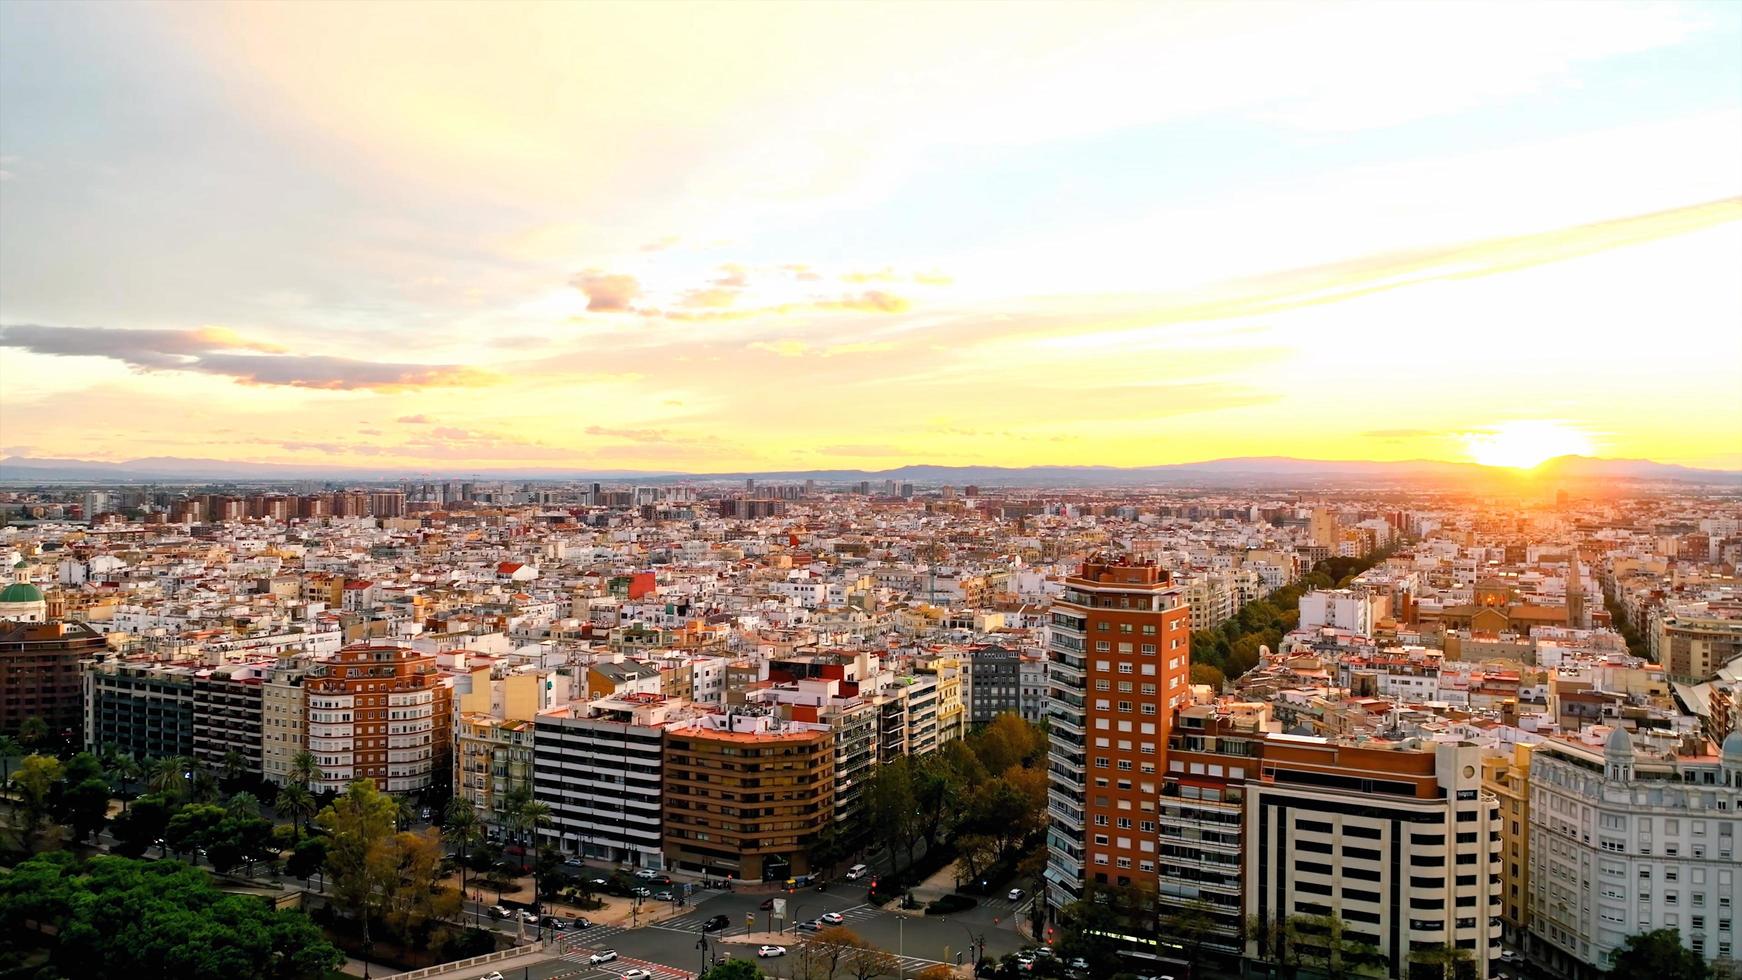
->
0, 619, 106, 744
1044, 555, 1191, 913
305, 644, 451, 795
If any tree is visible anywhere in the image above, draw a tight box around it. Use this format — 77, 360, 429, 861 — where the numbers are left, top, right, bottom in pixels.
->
0, 734, 22, 799
276, 782, 316, 840
289, 749, 318, 791
147, 756, 191, 801
1606, 929, 1709, 980
18, 714, 48, 752
1163, 900, 1219, 964
110, 793, 173, 857
10, 753, 63, 851
315, 778, 398, 951
915, 968, 956, 980
863, 756, 920, 880
379, 828, 461, 944
225, 790, 262, 820
843, 943, 900, 980
442, 798, 483, 891
62, 775, 113, 843
0, 851, 341, 980
165, 802, 226, 858
811, 925, 867, 976
287, 835, 327, 883
111, 752, 143, 813
699, 961, 764, 980
1190, 663, 1226, 690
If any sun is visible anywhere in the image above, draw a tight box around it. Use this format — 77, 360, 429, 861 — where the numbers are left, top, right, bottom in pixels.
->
1463, 421, 1595, 470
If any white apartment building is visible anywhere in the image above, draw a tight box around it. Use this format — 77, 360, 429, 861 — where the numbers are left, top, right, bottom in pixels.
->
1298, 589, 1384, 637
1528, 727, 1742, 979
533, 694, 688, 869
1245, 739, 1504, 979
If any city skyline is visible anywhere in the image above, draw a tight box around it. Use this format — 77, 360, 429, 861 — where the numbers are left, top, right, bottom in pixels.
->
3, 2, 1740, 473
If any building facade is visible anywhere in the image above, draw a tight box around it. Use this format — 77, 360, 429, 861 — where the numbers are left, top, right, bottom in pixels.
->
533, 694, 683, 869
1528, 727, 1741, 979
1045, 556, 1191, 913
663, 710, 833, 881
1, 619, 105, 744
304, 644, 451, 795
261, 655, 309, 787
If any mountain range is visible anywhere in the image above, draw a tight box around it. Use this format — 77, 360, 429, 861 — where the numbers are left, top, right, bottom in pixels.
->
1, 454, 1736, 487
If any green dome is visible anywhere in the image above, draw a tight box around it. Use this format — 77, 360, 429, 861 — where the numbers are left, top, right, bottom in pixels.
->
0, 582, 44, 604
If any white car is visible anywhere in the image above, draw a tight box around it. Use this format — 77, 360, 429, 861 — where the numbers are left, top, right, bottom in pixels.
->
819, 911, 845, 924
518, 910, 540, 923
621, 971, 653, 980
588, 950, 619, 964
634, 868, 659, 879
757, 945, 787, 958
477, 973, 504, 980
1008, 887, 1025, 901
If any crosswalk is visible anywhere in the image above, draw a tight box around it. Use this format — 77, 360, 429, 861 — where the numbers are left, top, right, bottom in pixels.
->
550, 935, 693, 980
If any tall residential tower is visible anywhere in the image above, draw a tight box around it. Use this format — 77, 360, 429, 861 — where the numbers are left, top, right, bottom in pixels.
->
1045, 555, 1191, 913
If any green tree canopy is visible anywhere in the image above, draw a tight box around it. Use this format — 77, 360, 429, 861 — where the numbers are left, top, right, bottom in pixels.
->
1607, 929, 1709, 980
0, 852, 340, 980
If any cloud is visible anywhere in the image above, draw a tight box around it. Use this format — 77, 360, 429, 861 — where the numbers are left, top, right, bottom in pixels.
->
842, 267, 899, 283
714, 263, 750, 288
396, 414, 433, 424
585, 424, 671, 442
570, 269, 643, 312
781, 264, 823, 282
913, 270, 953, 286
678, 287, 741, 309
0, 324, 497, 391
818, 290, 910, 313
748, 340, 810, 357
639, 235, 680, 253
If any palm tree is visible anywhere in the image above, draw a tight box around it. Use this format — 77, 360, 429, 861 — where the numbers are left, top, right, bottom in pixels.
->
226, 790, 262, 820
442, 799, 483, 892
17, 716, 47, 753
276, 782, 316, 840
289, 750, 318, 791
220, 749, 248, 787
395, 795, 417, 832
147, 755, 189, 800
0, 735, 21, 796
189, 759, 220, 803
111, 752, 143, 814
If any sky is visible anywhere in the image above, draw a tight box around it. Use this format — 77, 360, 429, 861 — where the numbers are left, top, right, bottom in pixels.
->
2, 0, 1740, 475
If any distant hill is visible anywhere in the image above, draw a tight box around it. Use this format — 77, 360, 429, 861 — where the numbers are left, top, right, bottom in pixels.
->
2, 453, 1736, 487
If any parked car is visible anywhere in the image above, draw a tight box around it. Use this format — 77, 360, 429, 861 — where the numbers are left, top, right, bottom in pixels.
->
634, 868, 659, 879
820, 911, 845, 925
588, 950, 618, 965
703, 914, 730, 932
757, 945, 787, 958
562, 856, 584, 867
1007, 887, 1024, 902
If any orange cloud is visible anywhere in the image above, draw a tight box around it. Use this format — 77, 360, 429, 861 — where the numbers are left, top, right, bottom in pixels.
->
570, 269, 643, 311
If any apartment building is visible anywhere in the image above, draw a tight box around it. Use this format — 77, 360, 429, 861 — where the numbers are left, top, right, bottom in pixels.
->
83, 659, 197, 761
918, 655, 966, 745
1655, 608, 1742, 681
1045, 556, 1191, 913
304, 644, 451, 795
966, 644, 1022, 724
877, 672, 939, 758
1483, 743, 1534, 943
1528, 727, 1742, 979
533, 693, 691, 869
0, 619, 105, 744
191, 663, 266, 777
663, 710, 833, 882
1245, 737, 1503, 980
455, 714, 534, 832
261, 655, 310, 787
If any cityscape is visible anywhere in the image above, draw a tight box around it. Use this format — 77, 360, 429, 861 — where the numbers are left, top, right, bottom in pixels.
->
2, 5, 1740, 980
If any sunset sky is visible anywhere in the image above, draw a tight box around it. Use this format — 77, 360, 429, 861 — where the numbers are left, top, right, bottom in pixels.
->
2, 1, 1739, 474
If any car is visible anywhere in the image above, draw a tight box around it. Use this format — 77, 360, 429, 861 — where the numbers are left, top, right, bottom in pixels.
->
1500, 951, 1521, 962
488, 905, 511, 919
588, 950, 618, 965
542, 915, 566, 930
845, 863, 870, 880
622, 971, 654, 980
819, 911, 845, 924
477, 973, 504, 980
563, 856, 583, 867
634, 868, 659, 879
631, 886, 651, 897
653, 890, 673, 901
1034, 947, 1056, 958
759, 897, 775, 910
756, 945, 787, 958
796, 919, 821, 931
1008, 887, 1025, 901
704, 914, 730, 932
1067, 957, 1088, 971
519, 910, 540, 923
